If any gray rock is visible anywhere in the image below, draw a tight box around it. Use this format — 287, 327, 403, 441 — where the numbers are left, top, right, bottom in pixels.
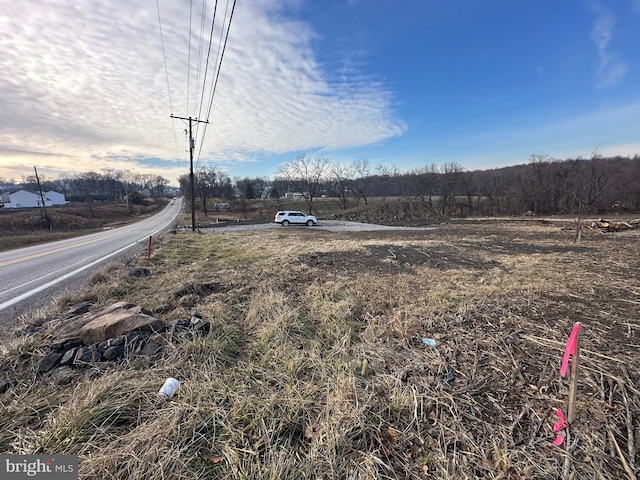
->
128, 267, 151, 277
39, 352, 64, 373
110, 336, 126, 347
102, 345, 125, 361
64, 301, 93, 318
74, 346, 100, 366
169, 319, 190, 332
50, 339, 83, 353
59, 347, 78, 366
77, 302, 163, 345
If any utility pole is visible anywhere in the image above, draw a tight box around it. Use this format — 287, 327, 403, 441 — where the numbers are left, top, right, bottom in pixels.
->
170, 115, 209, 232
33, 166, 51, 229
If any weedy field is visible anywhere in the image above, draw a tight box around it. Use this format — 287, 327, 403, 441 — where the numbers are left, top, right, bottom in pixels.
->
0, 201, 164, 251
0, 218, 638, 479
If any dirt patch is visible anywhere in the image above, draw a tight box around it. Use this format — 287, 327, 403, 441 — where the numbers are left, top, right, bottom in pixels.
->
306, 244, 502, 273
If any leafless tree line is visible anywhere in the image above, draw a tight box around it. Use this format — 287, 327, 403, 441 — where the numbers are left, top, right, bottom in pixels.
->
268, 152, 638, 218
1, 169, 170, 202
177, 167, 234, 216
3, 154, 637, 221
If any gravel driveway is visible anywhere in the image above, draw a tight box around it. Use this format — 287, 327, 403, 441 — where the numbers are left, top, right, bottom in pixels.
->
199, 220, 433, 233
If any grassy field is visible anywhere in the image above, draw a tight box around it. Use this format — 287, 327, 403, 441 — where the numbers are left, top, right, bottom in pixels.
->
0, 212, 639, 479
0, 201, 165, 251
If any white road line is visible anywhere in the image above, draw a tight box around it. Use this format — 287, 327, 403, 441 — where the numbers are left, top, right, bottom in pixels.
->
0, 237, 147, 312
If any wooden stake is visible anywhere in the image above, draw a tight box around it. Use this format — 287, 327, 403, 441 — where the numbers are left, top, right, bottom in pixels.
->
567, 323, 581, 424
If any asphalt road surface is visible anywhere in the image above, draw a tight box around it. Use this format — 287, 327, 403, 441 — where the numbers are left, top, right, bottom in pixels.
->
0, 199, 183, 331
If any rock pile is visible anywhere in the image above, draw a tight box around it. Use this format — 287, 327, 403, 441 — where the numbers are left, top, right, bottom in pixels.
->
24, 301, 208, 378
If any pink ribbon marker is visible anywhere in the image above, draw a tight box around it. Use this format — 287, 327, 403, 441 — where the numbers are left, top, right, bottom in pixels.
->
560, 323, 582, 378
553, 409, 567, 446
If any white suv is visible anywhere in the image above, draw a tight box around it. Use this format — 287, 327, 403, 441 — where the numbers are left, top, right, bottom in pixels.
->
274, 210, 317, 226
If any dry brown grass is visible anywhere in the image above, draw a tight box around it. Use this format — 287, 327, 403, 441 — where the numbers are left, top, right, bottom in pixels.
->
0, 218, 639, 479
0, 201, 164, 251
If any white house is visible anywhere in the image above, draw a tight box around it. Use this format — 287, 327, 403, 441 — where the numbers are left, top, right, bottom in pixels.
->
46, 191, 66, 205
1, 190, 52, 208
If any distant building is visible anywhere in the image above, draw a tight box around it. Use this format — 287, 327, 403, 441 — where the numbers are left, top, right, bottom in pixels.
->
1, 189, 52, 208
0, 189, 65, 208
283, 192, 307, 199
46, 191, 66, 205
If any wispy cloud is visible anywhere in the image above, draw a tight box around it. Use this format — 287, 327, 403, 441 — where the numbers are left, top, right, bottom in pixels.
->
590, 5, 629, 87
0, 0, 405, 183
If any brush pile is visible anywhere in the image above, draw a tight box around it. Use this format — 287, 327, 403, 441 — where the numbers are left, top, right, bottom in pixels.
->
590, 217, 639, 232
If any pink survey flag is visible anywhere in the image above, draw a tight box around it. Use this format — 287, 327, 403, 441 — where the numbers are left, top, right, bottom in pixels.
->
553, 409, 568, 446
560, 322, 582, 378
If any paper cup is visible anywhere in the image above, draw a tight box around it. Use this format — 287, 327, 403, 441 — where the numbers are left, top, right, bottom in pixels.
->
158, 377, 180, 400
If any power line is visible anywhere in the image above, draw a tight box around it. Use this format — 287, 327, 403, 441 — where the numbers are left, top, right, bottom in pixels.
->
196, 0, 237, 163
155, 0, 182, 160
155, 0, 175, 114
194, 0, 219, 150
194, 0, 208, 118
186, 0, 193, 116
206, 0, 236, 120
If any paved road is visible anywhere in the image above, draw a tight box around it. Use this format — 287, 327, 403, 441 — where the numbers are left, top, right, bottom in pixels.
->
0, 199, 183, 330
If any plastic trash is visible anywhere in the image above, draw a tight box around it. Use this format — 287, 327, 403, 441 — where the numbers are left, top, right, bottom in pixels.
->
158, 377, 180, 400
422, 338, 437, 347
190, 312, 203, 326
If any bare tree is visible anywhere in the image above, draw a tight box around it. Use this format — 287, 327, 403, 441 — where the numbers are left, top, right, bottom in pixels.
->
439, 162, 463, 216
350, 159, 371, 206
571, 150, 614, 243
329, 163, 353, 210
119, 170, 140, 214
373, 165, 391, 202
195, 167, 218, 216
405, 163, 438, 210
277, 154, 331, 214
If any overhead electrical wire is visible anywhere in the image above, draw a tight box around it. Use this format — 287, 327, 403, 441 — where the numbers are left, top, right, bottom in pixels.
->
196, 0, 237, 164
186, 0, 193, 117
155, 0, 183, 160
194, 0, 209, 119
157, 0, 236, 169
194, 0, 220, 156
205, 0, 236, 121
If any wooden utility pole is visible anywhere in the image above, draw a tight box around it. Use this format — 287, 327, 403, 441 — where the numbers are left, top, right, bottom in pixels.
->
33, 166, 51, 229
170, 115, 208, 232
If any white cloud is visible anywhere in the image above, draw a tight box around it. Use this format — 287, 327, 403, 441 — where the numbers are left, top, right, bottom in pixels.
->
0, 0, 405, 184
590, 6, 629, 87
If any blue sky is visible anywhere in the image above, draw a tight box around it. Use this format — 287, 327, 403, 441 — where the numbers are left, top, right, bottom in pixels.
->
1, 0, 639, 186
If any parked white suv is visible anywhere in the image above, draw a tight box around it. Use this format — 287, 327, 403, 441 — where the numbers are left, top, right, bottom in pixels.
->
274, 210, 317, 226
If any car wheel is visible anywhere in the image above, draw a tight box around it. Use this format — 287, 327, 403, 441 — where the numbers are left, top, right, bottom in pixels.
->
306, 219, 314, 226
282, 220, 289, 226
